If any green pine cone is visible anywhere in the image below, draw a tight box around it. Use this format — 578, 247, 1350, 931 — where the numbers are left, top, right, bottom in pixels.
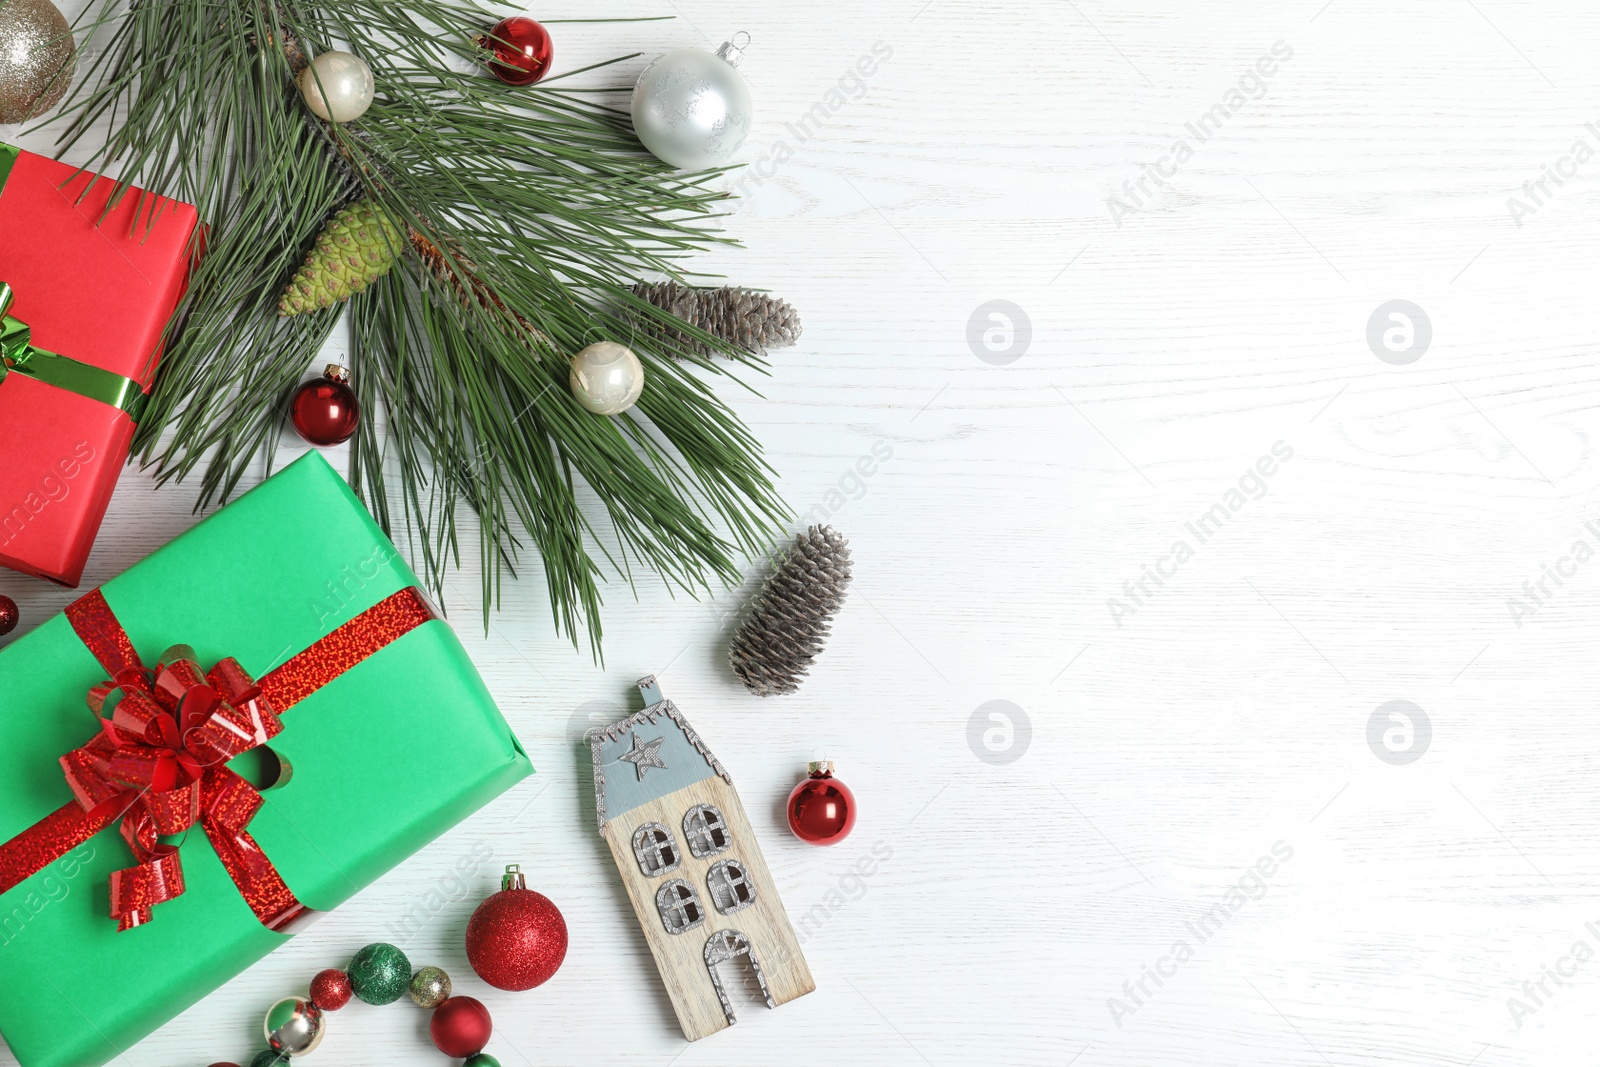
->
279, 200, 403, 316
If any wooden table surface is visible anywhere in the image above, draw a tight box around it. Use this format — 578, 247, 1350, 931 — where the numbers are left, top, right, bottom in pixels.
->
5, 1, 1597, 1064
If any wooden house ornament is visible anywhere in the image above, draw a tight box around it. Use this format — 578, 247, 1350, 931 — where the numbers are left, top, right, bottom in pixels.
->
589, 676, 815, 1040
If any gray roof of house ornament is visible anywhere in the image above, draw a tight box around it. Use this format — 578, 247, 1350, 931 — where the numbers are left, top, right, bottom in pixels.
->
588, 675, 732, 835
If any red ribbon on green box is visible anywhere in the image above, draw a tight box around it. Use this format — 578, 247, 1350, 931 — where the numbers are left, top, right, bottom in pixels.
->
0, 584, 436, 931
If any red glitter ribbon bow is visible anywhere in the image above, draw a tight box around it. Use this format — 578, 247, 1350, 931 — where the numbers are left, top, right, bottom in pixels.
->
59, 593, 292, 931
0, 584, 436, 931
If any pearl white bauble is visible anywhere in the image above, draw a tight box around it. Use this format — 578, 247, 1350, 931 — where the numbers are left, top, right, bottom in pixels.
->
630, 42, 752, 169
297, 51, 375, 123
569, 342, 645, 415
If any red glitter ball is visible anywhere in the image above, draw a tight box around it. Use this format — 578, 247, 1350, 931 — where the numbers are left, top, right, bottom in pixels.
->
484, 17, 553, 85
430, 996, 493, 1057
787, 764, 856, 846
465, 881, 568, 991
0, 594, 18, 636
309, 968, 352, 1011
205, 1063, 242, 1067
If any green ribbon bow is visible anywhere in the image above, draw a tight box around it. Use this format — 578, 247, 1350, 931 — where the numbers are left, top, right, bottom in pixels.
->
0, 281, 148, 422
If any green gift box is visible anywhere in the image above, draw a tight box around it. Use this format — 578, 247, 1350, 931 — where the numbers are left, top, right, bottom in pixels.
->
0, 452, 532, 1067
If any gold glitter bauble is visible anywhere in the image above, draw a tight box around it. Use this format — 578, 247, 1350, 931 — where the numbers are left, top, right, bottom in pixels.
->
0, 0, 75, 124
408, 966, 452, 1009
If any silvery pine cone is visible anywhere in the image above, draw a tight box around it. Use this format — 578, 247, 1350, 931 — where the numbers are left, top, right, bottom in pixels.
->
631, 281, 801, 357
280, 200, 402, 315
729, 526, 852, 697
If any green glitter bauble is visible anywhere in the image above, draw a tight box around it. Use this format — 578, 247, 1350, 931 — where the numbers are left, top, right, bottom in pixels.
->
465, 1055, 501, 1067
347, 942, 411, 1005
249, 1051, 286, 1067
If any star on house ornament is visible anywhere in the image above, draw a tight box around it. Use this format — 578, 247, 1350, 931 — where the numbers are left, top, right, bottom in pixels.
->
620, 731, 668, 779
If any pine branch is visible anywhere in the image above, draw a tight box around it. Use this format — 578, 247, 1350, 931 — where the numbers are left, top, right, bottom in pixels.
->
41, 0, 790, 651
407, 228, 545, 342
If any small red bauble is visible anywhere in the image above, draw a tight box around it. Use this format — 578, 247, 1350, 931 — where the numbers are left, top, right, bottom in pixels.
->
466, 864, 568, 990
430, 996, 493, 1057
309, 968, 352, 1011
0, 594, 18, 636
483, 17, 552, 85
787, 761, 856, 845
290, 364, 360, 446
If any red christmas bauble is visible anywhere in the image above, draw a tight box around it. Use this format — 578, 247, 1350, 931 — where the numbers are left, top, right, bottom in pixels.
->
0, 594, 18, 636
290, 364, 360, 446
787, 761, 856, 845
484, 17, 552, 85
466, 865, 568, 990
430, 996, 493, 1057
309, 968, 352, 1011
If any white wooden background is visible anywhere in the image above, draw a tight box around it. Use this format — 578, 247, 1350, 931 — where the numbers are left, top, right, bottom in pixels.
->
7, 0, 1600, 1064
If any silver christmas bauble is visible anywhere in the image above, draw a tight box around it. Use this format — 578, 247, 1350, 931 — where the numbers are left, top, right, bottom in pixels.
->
297, 50, 374, 123
408, 965, 452, 1009
630, 34, 752, 170
264, 997, 325, 1057
569, 342, 645, 415
0, 0, 75, 124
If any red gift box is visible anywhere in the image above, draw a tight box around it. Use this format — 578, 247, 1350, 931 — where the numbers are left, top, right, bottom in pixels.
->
0, 145, 197, 586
